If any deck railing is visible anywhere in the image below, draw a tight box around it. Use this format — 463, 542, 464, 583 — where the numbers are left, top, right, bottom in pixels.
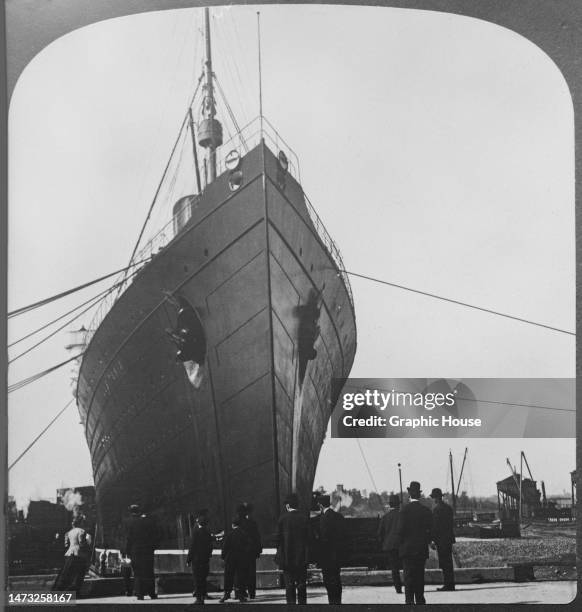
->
303, 193, 354, 308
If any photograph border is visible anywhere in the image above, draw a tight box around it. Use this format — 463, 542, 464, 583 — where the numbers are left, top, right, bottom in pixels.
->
1, 1, 580, 609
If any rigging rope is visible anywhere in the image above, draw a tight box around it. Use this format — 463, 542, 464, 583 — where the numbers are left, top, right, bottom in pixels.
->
8, 257, 151, 319
215, 75, 249, 152
343, 269, 575, 336
8, 273, 136, 348
120, 113, 190, 288
8, 269, 141, 363
10, 295, 102, 364
8, 399, 75, 471
355, 438, 378, 493
8, 354, 84, 394
121, 74, 205, 290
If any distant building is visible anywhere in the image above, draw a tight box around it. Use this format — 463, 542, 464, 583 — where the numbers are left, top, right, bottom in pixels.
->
7, 496, 18, 524
546, 496, 572, 509
27, 500, 68, 539
496, 474, 541, 520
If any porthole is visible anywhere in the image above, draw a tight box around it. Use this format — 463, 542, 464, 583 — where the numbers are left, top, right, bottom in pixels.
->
225, 149, 241, 171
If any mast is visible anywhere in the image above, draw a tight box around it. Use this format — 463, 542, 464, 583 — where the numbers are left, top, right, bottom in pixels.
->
449, 450, 457, 514
455, 447, 468, 498
198, 7, 223, 184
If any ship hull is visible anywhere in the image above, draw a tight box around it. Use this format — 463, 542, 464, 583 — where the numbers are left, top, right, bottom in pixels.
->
77, 142, 356, 547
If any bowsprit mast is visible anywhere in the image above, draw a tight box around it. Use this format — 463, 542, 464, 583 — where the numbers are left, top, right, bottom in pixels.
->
75, 8, 356, 548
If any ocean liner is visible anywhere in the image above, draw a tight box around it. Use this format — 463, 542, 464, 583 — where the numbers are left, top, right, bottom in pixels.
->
75, 8, 356, 548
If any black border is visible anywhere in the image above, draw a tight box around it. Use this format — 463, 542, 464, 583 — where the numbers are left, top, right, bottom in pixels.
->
2, 1, 579, 610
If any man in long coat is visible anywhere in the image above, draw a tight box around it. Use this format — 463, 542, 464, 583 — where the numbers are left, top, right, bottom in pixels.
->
430, 488, 456, 591
397, 482, 433, 605
236, 503, 262, 599
316, 495, 345, 604
123, 505, 160, 600
377, 494, 402, 594
275, 493, 310, 604
186, 509, 214, 605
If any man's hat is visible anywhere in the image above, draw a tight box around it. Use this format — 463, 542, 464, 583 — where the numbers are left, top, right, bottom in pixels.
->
430, 488, 443, 499
284, 493, 299, 508
129, 504, 141, 515
389, 493, 401, 507
318, 495, 331, 508
407, 481, 422, 496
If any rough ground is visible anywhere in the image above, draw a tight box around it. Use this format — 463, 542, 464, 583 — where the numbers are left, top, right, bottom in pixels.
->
455, 523, 576, 568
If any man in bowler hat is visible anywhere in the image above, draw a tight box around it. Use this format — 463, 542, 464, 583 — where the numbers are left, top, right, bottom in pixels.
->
430, 488, 456, 591
316, 495, 345, 604
219, 517, 251, 603
186, 509, 214, 605
397, 482, 432, 605
236, 503, 262, 599
123, 504, 160, 601
275, 493, 310, 604
377, 494, 402, 594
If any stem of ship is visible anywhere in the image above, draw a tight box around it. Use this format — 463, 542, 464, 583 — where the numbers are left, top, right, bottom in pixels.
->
204, 7, 217, 182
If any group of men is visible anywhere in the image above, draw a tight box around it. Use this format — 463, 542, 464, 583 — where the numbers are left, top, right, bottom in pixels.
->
186, 493, 346, 605
122, 482, 454, 605
377, 482, 456, 605
276, 483, 455, 606
186, 503, 262, 604
276, 492, 344, 605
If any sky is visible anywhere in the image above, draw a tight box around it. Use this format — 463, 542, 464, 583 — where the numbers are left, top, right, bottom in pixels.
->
7, 4, 575, 513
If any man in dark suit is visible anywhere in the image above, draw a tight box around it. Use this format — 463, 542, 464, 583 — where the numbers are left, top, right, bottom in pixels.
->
430, 488, 456, 591
236, 503, 262, 599
219, 517, 251, 603
186, 509, 214, 605
123, 504, 161, 601
377, 494, 402, 594
275, 493, 310, 604
316, 495, 345, 604
397, 482, 432, 605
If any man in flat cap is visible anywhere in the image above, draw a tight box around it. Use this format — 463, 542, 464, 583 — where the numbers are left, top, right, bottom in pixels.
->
397, 482, 432, 605
430, 488, 456, 591
377, 494, 402, 594
316, 495, 345, 604
275, 493, 310, 604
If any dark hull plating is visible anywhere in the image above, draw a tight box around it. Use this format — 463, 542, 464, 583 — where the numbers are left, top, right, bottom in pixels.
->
77, 143, 356, 548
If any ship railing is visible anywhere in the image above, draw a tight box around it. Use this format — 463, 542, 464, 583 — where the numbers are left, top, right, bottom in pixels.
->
85, 223, 173, 343
215, 115, 301, 182
303, 193, 354, 308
